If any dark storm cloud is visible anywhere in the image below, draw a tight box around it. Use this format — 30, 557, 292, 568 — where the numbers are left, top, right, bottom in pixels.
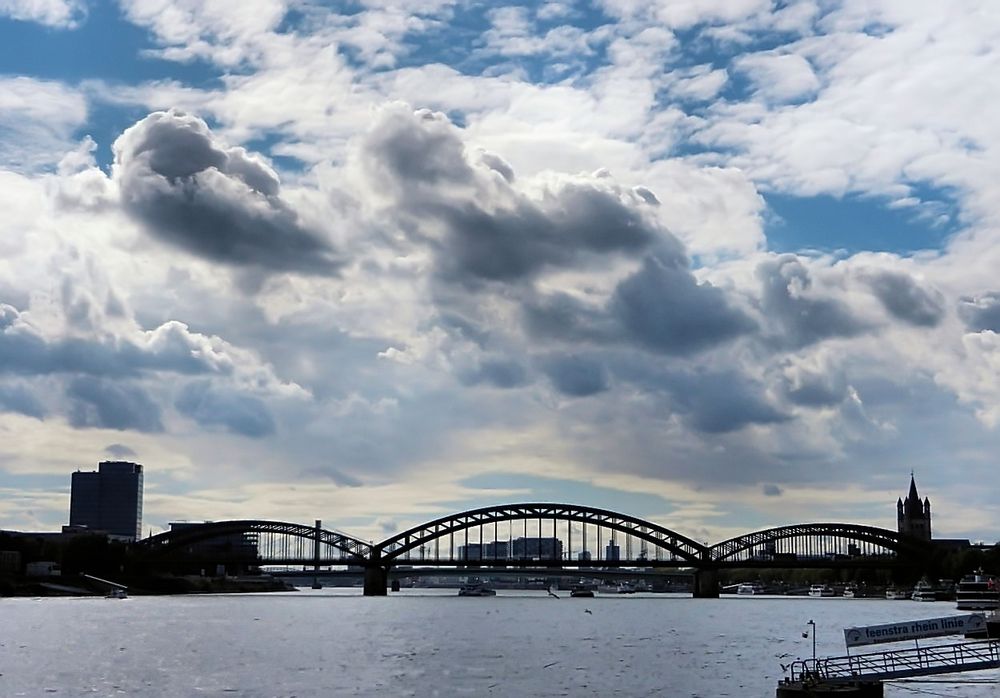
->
958, 292, 1000, 332
539, 354, 609, 397
863, 270, 944, 327
67, 377, 164, 432
114, 110, 340, 275
757, 256, 868, 348
362, 108, 659, 285
459, 358, 530, 389
0, 383, 46, 419
614, 360, 790, 434
522, 291, 615, 343
668, 369, 790, 433
611, 253, 757, 355
175, 380, 276, 437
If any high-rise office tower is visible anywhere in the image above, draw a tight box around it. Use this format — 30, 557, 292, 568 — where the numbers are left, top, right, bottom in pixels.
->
69, 461, 144, 540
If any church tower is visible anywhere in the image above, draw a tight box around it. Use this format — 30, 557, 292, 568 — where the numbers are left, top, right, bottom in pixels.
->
897, 473, 931, 541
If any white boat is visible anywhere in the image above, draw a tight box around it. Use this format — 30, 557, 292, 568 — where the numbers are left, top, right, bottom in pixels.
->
737, 582, 767, 595
842, 584, 866, 598
808, 584, 835, 597
911, 579, 937, 602
956, 569, 1000, 610
457, 582, 496, 597
885, 586, 910, 600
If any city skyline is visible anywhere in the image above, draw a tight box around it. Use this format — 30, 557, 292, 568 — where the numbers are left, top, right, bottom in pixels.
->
2, 2, 1000, 545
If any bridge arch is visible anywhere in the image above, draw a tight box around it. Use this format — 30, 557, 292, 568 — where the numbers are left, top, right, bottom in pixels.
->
136, 520, 372, 562
709, 523, 931, 563
375, 503, 708, 564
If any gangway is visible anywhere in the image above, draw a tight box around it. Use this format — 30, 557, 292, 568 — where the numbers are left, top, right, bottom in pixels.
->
788, 639, 1000, 684
81, 573, 128, 597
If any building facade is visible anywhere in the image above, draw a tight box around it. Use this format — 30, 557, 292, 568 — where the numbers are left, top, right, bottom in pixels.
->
897, 473, 931, 541
69, 461, 144, 540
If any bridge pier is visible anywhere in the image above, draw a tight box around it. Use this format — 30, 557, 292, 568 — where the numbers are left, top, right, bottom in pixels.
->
693, 568, 719, 598
363, 565, 388, 596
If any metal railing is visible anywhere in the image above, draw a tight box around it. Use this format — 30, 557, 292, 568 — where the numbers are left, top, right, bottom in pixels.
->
790, 640, 1000, 683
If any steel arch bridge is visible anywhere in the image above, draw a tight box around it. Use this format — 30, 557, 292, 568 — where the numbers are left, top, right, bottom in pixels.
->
709, 523, 931, 564
136, 519, 371, 564
375, 502, 709, 564
129, 505, 935, 596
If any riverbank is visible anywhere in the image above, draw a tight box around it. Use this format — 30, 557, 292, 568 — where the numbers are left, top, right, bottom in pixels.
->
0, 573, 297, 596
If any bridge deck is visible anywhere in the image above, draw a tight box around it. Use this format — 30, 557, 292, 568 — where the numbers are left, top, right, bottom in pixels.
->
791, 640, 1000, 683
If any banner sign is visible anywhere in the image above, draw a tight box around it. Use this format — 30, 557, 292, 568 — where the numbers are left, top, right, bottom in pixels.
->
844, 614, 986, 648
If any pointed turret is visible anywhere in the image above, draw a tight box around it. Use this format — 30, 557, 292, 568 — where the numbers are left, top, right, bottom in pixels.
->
898, 473, 932, 542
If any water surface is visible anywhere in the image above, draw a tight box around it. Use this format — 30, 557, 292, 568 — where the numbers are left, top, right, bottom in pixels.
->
2, 589, 997, 696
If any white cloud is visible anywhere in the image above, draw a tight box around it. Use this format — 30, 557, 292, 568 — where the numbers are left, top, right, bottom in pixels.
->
0, 78, 88, 171
0, 0, 84, 28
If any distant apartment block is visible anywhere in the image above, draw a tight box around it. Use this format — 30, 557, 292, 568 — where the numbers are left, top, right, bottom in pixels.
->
69, 461, 144, 540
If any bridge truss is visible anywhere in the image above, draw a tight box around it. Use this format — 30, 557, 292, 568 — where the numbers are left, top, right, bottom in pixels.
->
136, 520, 371, 566
710, 522, 929, 564
376, 503, 708, 566
131, 508, 929, 578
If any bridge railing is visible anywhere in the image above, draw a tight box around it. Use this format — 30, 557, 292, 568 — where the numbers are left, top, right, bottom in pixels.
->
789, 641, 1000, 683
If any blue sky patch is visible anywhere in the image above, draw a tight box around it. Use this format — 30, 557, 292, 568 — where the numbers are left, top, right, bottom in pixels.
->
764, 192, 958, 255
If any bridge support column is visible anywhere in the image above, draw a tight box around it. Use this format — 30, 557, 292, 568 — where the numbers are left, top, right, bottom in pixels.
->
312, 519, 323, 590
363, 565, 388, 596
693, 568, 719, 598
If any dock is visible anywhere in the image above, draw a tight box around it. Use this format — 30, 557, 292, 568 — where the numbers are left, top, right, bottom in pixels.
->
787, 639, 1000, 683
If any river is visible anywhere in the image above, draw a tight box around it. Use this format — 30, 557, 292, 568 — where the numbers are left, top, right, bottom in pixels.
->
2, 589, 997, 696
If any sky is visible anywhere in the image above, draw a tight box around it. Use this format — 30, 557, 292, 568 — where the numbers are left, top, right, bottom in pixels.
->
1, 0, 999, 546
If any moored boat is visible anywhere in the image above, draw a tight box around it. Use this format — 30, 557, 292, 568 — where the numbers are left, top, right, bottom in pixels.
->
911, 579, 937, 601
458, 582, 496, 597
885, 586, 910, 600
956, 569, 1000, 610
737, 582, 767, 595
808, 584, 835, 597
570, 584, 595, 598
842, 583, 866, 598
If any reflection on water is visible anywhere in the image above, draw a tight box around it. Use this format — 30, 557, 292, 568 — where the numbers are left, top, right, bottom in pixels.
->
2, 589, 997, 697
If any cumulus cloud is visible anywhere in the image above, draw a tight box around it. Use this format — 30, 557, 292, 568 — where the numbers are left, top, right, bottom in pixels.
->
0, 382, 46, 419
612, 253, 757, 355
0, 77, 87, 170
459, 358, 531, 389
114, 110, 341, 275
0, 0, 85, 28
539, 353, 609, 397
958, 292, 1000, 332
776, 360, 849, 408
175, 380, 276, 437
0, 306, 236, 379
863, 269, 945, 327
757, 256, 869, 348
67, 377, 164, 432
734, 52, 820, 103
361, 106, 659, 285
666, 369, 789, 434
